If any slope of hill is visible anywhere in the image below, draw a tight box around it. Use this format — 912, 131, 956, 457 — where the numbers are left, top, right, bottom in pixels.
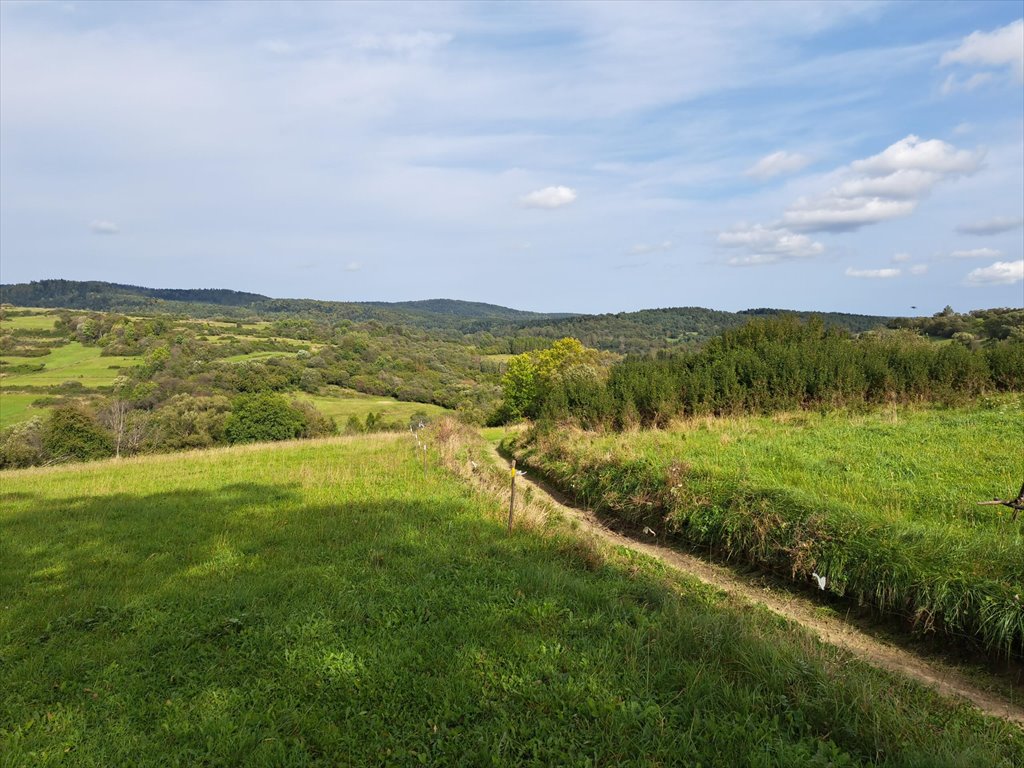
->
0, 280, 569, 331
1, 279, 892, 349
1, 432, 1019, 764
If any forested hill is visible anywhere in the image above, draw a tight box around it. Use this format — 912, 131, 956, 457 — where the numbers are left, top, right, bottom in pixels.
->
1, 279, 891, 350
0, 279, 567, 331
494, 306, 891, 353
0, 280, 269, 309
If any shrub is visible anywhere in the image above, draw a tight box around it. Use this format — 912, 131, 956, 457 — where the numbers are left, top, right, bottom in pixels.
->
0, 417, 46, 468
224, 393, 307, 444
41, 405, 114, 462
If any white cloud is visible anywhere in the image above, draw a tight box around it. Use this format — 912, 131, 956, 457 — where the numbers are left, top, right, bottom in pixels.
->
940, 71, 994, 95
956, 216, 1024, 235
892, 252, 912, 263
909, 264, 928, 275
629, 240, 673, 254
783, 196, 916, 231
782, 135, 982, 232
343, 261, 362, 272
88, 219, 119, 234
965, 259, 1024, 286
941, 19, 1024, 82
727, 253, 784, 267
845, 267, 901, 279
949, 247, 1001, 259
718, 224, 823, 266
520, 185, 577, 209
745, 150, 811, 180
849, 135, 982, 176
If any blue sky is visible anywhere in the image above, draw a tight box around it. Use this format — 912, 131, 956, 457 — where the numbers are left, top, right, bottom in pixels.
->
1, 0, 1021, 314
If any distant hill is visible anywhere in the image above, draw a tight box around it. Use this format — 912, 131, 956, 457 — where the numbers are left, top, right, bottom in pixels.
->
0, 279, 568, 331
1, 279, 892, 351
494, 306, 891, 353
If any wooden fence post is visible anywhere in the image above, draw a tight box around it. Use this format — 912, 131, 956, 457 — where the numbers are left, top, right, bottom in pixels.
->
508, 459, 517, 532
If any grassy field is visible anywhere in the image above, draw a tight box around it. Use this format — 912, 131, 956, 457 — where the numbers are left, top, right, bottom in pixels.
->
509, 399, 1024, 657
302, 390, 448, 425
0, 312, 59, 331
0, 343, 139, 389
219, 350, 300, 363
2, 434, 1020, 765
0, 392, 44, 430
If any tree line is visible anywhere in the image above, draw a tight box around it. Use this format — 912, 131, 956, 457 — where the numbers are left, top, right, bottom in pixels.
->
505, 317, 1024, 429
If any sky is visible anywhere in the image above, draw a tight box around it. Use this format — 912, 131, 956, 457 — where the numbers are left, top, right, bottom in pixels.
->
1, 0, 1022, 315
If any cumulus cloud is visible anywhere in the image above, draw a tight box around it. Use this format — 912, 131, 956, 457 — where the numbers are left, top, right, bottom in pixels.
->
629, 240, 673, 254
849, 135, 982, 176
782, 135, 982, 232
949, 247, 1001, 259
941, 19, 1024, 82
520, 185, 577, 209
845, 267, 901, 279
956, 216, 1024, 235
343, 261, 362, 272
909, 264, 928, 275
746, 150, 811, 180
892, 252, 912, 263
88, 219, 119, 234
718, 224, 824, 266
965, 259, 1024, 286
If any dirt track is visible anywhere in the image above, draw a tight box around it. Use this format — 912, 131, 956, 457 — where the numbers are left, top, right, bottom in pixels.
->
487, 444, 1024, 727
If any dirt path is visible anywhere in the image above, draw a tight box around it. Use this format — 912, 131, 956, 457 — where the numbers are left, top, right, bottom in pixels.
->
486, 444, 1024, 727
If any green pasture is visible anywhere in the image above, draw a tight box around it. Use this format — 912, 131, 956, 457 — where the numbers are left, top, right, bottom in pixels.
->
1, 435, 1019, 765
511, 399, 1024, 655
219, 350, 300, 363
0, 343, 139, 389
0, 392, 43, 430
0, 312, 59, 332
302, 390, 448, 425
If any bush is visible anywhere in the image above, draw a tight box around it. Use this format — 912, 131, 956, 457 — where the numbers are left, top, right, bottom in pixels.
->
0, 417, 46, 468
224, 393, 307, 444
41, 406, 114, 463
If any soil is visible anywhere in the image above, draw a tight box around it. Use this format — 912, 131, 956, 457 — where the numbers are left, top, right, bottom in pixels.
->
487, 443, 1024, 727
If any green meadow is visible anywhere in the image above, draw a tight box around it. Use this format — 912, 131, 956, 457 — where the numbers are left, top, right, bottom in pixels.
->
0, 343, 139, 389
0, 392, 44, 430
1, 434, 1020, 766
0, 312, 60, 332
510, 399, 1024, 656
302, 390, 448, 426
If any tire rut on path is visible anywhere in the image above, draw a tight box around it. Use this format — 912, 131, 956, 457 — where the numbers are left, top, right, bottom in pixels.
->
487, 444, 1024, 727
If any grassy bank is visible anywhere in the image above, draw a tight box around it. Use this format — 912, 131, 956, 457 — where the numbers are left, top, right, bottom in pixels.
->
508, 399, 1024, 657
1, 433, 1021, 765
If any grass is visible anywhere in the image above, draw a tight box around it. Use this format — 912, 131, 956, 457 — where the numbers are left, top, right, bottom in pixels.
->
509, 399, 1024, 657
1, 434, 1021, 765
219, 350, 300, 363
0, 313, 59, 332
0, 343, 139, 389
301, 390, 448, 425
0, 393, 44, 430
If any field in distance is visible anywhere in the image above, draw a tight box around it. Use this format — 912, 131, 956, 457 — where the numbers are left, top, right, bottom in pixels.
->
1, 433, 1020, 765
509, 399, 1024, 657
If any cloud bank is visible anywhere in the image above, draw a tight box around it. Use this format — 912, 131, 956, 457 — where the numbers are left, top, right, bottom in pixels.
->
965, 259, 1024, 286
956, 216, 1024, 235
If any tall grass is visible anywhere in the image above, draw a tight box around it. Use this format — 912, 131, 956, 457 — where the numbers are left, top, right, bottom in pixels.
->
510, 399, 1024, 657
1, 433, 1021, 764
